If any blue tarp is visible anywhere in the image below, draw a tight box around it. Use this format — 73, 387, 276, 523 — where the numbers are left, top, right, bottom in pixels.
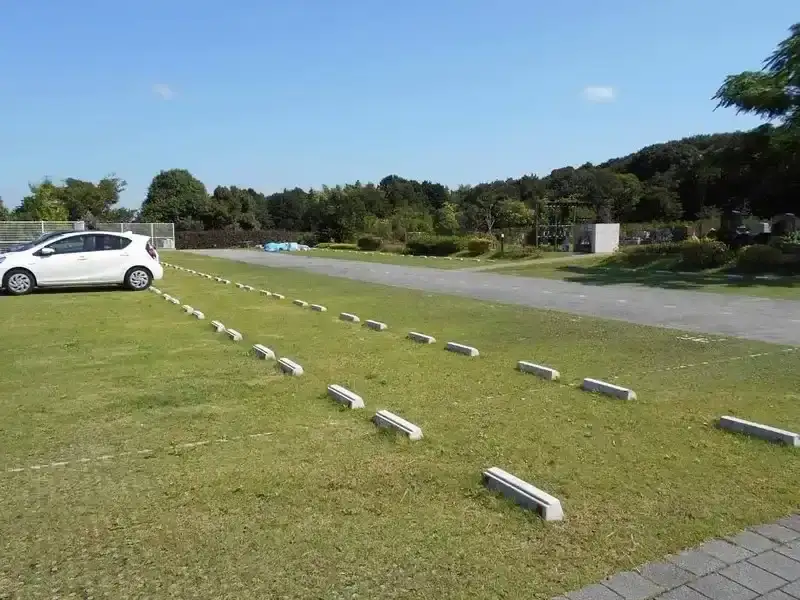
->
263, 242, 302, 252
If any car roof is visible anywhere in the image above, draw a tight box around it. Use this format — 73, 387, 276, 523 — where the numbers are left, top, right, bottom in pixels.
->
43, 230, 148, 242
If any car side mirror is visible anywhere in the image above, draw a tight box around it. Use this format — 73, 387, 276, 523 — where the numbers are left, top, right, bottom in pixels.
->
39, 247, 55, 257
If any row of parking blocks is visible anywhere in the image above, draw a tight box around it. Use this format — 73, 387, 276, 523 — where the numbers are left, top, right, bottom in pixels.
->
152, 267, 799, 523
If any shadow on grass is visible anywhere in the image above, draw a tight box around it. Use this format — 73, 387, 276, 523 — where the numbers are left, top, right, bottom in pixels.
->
2, 285, 138, 297
554, 265, 800, 293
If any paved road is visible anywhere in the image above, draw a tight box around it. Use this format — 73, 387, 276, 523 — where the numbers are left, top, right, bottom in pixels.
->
557, 514, 800, 600
187, 250, 800, 345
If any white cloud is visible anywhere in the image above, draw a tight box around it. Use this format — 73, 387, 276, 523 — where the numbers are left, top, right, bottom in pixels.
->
152, 83, 175, 100
582, 86, 616, 103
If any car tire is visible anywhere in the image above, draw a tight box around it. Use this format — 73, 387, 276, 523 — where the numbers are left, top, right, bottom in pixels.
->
3, 268, 36, 296
124, 267, 152, 291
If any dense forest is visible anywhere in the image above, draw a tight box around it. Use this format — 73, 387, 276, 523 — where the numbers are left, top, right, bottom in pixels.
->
2, 23, 798, 244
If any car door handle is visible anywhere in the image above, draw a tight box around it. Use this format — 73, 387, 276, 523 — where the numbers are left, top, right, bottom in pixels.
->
77, 256, 88, 261
120, 252, 129, 257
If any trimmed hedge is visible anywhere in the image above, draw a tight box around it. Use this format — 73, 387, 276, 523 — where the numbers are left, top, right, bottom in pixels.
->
616, 240, 732, 270
736, 244, 784, 273
176, 229, 303, 249
489, 246, 545, 260
357, 235, 383, 251
466, 237, 493, 255
678, 240, 732, 270
405, 235, 466, 256
316, 242, 359, 250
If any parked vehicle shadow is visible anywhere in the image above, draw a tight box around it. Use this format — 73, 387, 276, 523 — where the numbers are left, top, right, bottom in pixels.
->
2, 286, 139, 297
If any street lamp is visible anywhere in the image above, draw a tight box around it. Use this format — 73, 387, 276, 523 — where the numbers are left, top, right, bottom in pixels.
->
500, 232, 505, 255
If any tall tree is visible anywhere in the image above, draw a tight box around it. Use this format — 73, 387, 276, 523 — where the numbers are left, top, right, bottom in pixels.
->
13, 179, 69, 221
60, 175, 126, 220
714, 23, 800, 129
140, 169, 209, 228
0, 197, 9, 221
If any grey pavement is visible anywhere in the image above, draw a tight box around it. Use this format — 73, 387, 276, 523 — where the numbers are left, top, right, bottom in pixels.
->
186, 249, 800, 346
555, 514, 800, 600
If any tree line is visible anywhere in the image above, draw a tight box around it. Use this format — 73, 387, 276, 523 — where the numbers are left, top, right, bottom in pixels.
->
2, 23, 798, 242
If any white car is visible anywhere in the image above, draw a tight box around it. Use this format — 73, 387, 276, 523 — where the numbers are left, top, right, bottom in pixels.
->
0, 230, 164, 296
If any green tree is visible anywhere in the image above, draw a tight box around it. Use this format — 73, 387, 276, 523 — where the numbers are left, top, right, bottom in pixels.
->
14, 179, 69, 221
0, 197, 9, 221
104, 207, 138, 223
714, 23, 800, 129
60, 175, 126, 220
267, 188, 310, 231
140, 169, 209, 228
434, 202, 460, 235
496, 199, 532, 229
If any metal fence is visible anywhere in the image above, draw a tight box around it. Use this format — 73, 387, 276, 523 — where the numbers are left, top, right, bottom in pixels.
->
0, 221, 175, 249
95, 222, 175, 249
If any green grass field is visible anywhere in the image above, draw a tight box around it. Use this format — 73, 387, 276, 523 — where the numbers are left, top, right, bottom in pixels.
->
1, 253, 798, 599
303, 248, 490, 268
494, 257, 800, 300
298, 247, 571, 270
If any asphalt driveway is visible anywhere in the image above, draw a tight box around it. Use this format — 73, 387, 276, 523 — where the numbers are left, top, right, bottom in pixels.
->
187, 249, 800, 345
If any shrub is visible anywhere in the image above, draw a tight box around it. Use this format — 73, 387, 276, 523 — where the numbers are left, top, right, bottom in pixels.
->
678, 240, 733, 270
466, 237, 493, 255
382, 242, 406, 254
357, 235, 383, 251
176, 229, 303, 249
316, 242, 359, 251
489, 246, 544, 260
405, 235, 466, 256
770, 232, 800, 256
626, 242, 684, 256
297, 232, 319, 247
735, 244, 784, 273
611, 242, 683, 267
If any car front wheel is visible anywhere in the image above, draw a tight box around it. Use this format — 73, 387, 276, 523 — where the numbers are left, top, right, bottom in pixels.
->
3, 269, 35, 296
125, 267, 152, 291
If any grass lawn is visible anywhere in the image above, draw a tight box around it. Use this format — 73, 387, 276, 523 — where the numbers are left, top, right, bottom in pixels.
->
494, 257, 800, 301
297, 247, 571, 270
1, 253, 799, 599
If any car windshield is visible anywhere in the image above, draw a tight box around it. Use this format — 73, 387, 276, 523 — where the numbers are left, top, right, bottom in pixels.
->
2, 231, 72, 253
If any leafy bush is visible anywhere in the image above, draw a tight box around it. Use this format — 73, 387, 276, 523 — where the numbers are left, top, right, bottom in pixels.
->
405, 235, 466, 256
612, 242, 683, 267
357, 235, 383, 251
625, 242, 684, 256
176, 229, 303, 249
678, 240, 732, 270
466, 237, 493, 255
489, 246, 544, 260
316, 242, 359, 251
735, 244, 784, 273
382, 242, 406, 254
297, 232, 319, 247
770, 232, 800, 256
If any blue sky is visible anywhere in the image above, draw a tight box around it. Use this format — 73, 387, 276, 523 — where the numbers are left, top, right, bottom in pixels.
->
0, 0, 796, 209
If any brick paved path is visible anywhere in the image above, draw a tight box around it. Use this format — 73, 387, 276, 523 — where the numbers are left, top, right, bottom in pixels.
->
556, 515, 800, 600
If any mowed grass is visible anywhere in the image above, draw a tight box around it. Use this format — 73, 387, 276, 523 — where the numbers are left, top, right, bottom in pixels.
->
302, 248, 490, 268
494, 257, 800, 300
1, 255, 799, 599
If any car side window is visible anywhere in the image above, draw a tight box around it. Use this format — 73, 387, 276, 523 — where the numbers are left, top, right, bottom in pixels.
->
44, 236, 87, 255
97, 235, 132, 251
